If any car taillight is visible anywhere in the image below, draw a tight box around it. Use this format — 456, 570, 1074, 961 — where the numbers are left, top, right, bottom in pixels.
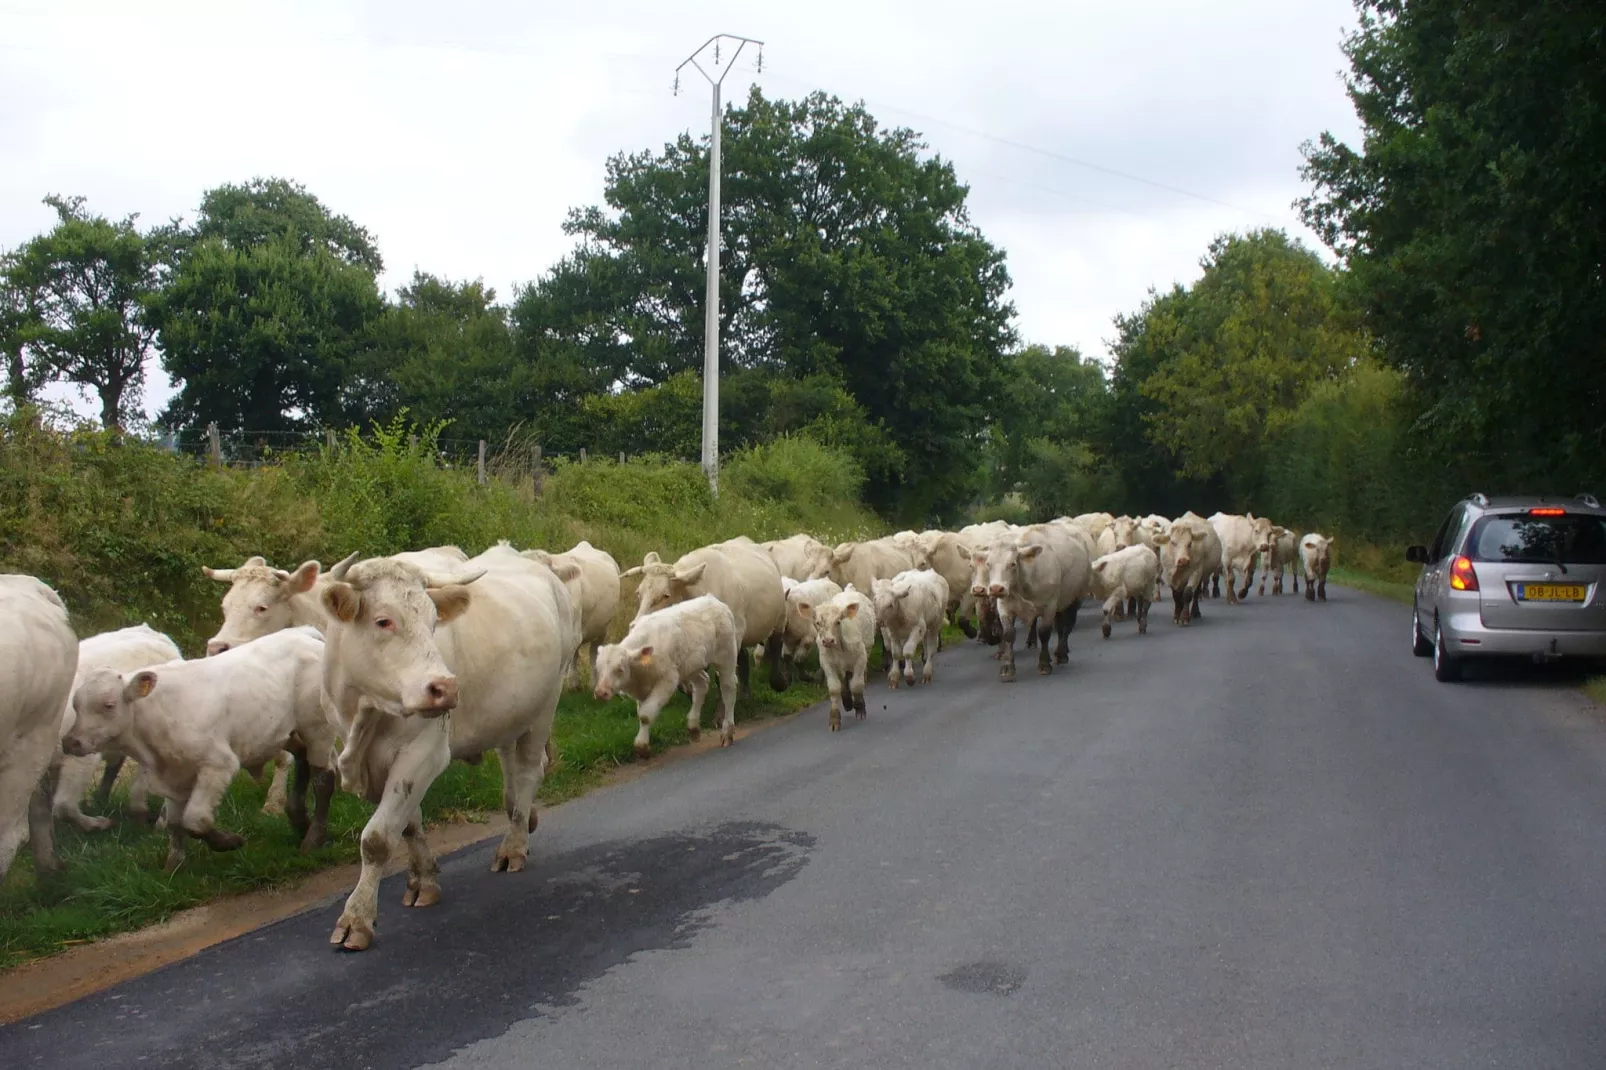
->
1449, 555, 1479, 591
1529, 507, 1566, 517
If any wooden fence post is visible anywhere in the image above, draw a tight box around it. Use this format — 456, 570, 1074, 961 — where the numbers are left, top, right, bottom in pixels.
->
207, 422, 222, 466
325, 429, 336, 450
408, 433, 418, 452
618, 451, 625, 465
580, 447, 587, 465
477, 439, 486, 485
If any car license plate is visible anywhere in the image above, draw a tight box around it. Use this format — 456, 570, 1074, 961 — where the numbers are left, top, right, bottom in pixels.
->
1517, 583, 1586, 602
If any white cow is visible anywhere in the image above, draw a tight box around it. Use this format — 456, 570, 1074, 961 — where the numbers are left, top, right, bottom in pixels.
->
593, 594, 741, 758
760, 533, 832, 583
1300, 534, 1335, 602
316, 546, 578, 950
1208, 512, 1260, 604
62, 627, 338, 872
916, 530, 980, 638
625, 537, 789, 695
52, 624, 182, 833
796, 586, 878, 731
972, 524, 1091, 681
0, 575, 79, 883
955, 522, 1016, 645
1091, 546, 1159, 638
1155, 512, 1223, 625
521, 541, 621, 689
1267, 527, 1300, 595
810, 538, 920, 604
781, 576, 843, 676
871, 569, 949, 688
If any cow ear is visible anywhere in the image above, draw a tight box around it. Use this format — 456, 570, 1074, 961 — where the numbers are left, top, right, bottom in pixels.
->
1153, 533, 1170, 545
796, 601, 812, 617
896, 587, 911, 599
954, 543, 971, 559
548, 560, 583, 582
1020, 544, 1045, 560
1326, 538, 1337, 548
636, 646, 654, 667
643, 551, 662, 566
844, 601, 860, 618
125, 670, 158, 702
833, 543, 856, 563
675, 562, 707, 586
429, 585, 473, 623
323, 582, 361, 624
287, 560, 320, 595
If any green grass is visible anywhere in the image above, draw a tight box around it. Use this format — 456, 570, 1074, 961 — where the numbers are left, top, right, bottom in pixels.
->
1330, 566, 1414, 605
0, 671, 827, 970
1586, 678, 1606, 708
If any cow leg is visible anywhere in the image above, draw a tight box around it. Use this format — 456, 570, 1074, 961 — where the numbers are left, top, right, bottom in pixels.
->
261, 752, 290, 816
182, 761, 246, 853
765, 632, 789, 692
1191, 585, 1204, 621
736, 643, 753, 699
304, 766, 335, 852
1292, 571, 1299, 594
903, 623, 921, 687
333, 729, 451, 951
632, 677, 681, 759
998, 609, 1018, 682
1172, 585, 1188, 625
162, 799, 187, 873
337, 702, 385, 798
492, 729, 548, 873
564, 644, 582, 691
685, 667, 711, 741
955, 595, 978, 639
91, 754, 125, 812
284, 745, 312, 844
921, 620, 938, 684
55, 753, 112, 832
851, 647, 868, 717
1318, 577, 1328, 602
401, 807, 440, 908
27, 762, 61, 875
1037, 618, 1055, 675
1101, 594, 1116, 639
127, 762, 156, 825
823, 655, 846, 731
1025, 616, 1039, 648
1306, 577, 1316, 602
715, 651, 740, 746
1054, 606, 1073, 664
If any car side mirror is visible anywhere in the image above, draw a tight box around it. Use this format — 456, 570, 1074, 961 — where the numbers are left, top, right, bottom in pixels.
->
1405, 545, 1429, 564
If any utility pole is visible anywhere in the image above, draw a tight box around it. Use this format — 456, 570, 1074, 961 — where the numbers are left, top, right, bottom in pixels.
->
676, 34, 763, 496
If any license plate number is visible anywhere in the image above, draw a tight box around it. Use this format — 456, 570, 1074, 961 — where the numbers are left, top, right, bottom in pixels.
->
1517, 583, 1586, 602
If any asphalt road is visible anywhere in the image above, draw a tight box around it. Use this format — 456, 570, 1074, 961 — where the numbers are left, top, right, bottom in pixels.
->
7, 585, 1606, 1069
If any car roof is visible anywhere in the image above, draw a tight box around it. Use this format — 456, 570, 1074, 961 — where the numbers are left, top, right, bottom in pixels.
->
1462, 493, 1606, 516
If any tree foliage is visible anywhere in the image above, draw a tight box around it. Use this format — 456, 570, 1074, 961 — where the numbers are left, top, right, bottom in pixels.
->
2, 196, 160, 429
1301, 0, 1606, 486
517, 87, 1016, 519
153, 180, 386, 432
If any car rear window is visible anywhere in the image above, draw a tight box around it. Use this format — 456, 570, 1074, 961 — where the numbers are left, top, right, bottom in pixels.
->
1468, 513, 1606, 565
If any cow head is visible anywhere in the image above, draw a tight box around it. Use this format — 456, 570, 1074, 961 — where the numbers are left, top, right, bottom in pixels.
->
622, 551, 707, 620
978, 539, 1045, 600
1156, 525, 1199, 588
1250, 515, 1276, 556
203, 556, 323, 656
1111, 516, 1143, 551
591, 641, 647, 702
320, 556, 479, 717
802, 594, 864, 651
63, 666, 155, 757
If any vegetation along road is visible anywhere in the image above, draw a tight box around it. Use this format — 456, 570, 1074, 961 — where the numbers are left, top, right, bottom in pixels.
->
5, 584, 1606, 1069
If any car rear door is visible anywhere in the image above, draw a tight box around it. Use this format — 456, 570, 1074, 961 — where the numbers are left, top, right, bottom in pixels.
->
1472, 510, 1606, 631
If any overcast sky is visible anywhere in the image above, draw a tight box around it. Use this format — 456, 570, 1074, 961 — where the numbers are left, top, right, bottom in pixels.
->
0, 0, 1362, 421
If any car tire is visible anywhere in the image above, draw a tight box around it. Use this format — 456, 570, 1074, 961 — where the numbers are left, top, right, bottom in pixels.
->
1433, 620, 1462, 682
1411, 606, 1432, 657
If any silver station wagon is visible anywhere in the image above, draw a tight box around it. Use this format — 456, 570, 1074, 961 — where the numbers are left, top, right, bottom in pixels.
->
1407, 493, 1606, 681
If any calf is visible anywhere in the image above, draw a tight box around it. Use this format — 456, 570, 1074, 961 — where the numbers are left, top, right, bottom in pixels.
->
62, 628, 337, 873
53, 624, 181, 833
1300, 534, 1335, 602
797, 586, 877, 731
522, 541, 621, 690
593, 595, 740, 758
1091, 545, 1159, 638
871, 569, 949, 688
782, 576, 843, 679
1209, 513, 1259, 603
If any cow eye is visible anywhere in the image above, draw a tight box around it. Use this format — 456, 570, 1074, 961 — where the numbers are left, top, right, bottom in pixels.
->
104, 700, 117, 710
375, 617, 395, 631
254, 604, 268, 615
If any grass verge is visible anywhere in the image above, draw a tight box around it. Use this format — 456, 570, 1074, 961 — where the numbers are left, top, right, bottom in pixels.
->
0, 671, 826, 970
1586, 678, 1606, 708
1330, 566, 1413, 605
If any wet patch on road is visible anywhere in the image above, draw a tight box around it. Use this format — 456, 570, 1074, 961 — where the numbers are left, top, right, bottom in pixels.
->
0, 821, 814, 1070
940, 960, 1026, 996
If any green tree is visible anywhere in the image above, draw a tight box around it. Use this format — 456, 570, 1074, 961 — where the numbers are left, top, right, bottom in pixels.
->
153, 180, 385, 432
1300, 0, 1606, 485
986, 344, 1111, 499
3, 196, 160, 429
1121, 230, 1365, 501
515, 88, 1015, 520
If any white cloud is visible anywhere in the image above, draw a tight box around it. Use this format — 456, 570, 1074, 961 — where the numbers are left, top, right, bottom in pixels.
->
0, 0, 1361, 420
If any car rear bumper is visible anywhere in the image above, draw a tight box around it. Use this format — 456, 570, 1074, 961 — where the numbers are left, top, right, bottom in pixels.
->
1442, 610, 1606, 658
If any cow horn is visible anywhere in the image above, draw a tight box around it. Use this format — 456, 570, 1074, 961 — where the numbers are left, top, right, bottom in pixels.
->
423, 567, 486, 589
203, 567, 236, 582
327, 551, 361, 581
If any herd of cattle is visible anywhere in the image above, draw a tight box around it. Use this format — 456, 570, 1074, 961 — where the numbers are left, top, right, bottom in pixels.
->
0, 510, 1334, 951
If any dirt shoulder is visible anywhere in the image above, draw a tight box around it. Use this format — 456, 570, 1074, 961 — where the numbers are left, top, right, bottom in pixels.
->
0, 711, 797, 1025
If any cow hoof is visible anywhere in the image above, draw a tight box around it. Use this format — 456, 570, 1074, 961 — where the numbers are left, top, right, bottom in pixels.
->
163, 851, 185, 874
300, 827, 327, 853
403, 880, 441, 908
261, 800, 286, 817
1101, 623, 1111, 639
331, 918, 374, 952
528, 809, 539, 832
81, 815, 113, 832
200, 828, 245, 852
1038, 663, 1053, 676
830, 718, 841, 732
633, 742, 652, 760
493, 849, 527, 873
1054, 653, 1068, 665
903, 673, 915, 687
720, 732, 734, 748
687, 726, 701, 742
999, 666, 1016, 682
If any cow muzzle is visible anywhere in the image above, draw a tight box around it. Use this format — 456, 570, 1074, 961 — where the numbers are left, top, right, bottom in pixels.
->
820, 636, 837, 649
206, 639, 231, 657
971, 584, 987, 597
61, 735, 91, 758
988, 584, 1005, 597
593, 685, 613, 702
410, 675, 460, 717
